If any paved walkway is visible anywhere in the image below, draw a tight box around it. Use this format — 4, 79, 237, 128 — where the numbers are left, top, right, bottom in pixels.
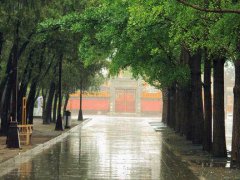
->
1, 116, 197, 180
0, 118, 80, 165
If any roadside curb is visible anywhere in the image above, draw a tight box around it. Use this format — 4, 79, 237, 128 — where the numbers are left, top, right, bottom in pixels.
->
0, 118, 91, 177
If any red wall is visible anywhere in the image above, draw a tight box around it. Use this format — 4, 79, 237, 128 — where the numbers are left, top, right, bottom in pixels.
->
67, 97, 162, 113
141, 99, 162, 112
67, 98, 110, 111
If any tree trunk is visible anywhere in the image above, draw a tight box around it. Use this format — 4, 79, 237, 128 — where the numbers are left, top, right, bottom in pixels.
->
166, 87, 171, 126
63, 94, 69, 112
231, 60, 240, 167
203, 51, 212, 152
26, 46, 46, 124
181, 86, 192, 139
10, 21, 32, 123
41, 88, 48, 118
0, 37, 18, 110
43, 82, 55, 124
0, 41, 16, 135
179, 46, 192, 139
1, 30, 19, 128
176, 86, 190, 136
175, 86, 181, 132
0, 79, 12, 135
10, 42, 18, 123
27, 81, 37, 124
168, 85, 176, 129
212, 57, 227, 157
190, 50, 204, 144
52, 90, 58, 123
55, 54, 63, 131
162, 88, 168, 123
17, 50, 34, 122
231, 33, 240, 166
0, 29, 19, 135
0, 78, 8, 114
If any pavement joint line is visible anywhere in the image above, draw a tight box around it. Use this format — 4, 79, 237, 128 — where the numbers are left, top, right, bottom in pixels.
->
0, 118, 91, 177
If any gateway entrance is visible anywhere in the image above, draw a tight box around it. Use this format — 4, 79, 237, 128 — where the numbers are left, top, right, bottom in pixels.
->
115, 89, 136, 113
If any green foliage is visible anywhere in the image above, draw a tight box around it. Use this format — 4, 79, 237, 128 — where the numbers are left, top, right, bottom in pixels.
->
0, 0, 107, 103
2, 0, 240, 99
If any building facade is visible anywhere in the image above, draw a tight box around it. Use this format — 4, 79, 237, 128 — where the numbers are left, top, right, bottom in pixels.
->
67, 77, 162, 115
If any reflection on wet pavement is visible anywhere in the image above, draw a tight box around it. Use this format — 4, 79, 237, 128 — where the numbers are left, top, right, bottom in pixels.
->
1, 116, 197, 180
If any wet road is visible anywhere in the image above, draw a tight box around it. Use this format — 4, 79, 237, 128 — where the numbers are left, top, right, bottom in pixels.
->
1, 116, 197, 180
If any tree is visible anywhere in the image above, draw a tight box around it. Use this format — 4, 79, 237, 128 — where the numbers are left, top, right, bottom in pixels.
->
0, 0, 93, 134
2, 0, 240, 166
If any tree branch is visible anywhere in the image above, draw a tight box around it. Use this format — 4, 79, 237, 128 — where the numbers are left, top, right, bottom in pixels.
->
176, 0, 240, 14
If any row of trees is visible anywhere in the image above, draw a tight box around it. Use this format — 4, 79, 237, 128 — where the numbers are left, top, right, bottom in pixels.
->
1, 0, 240, 168
38, 0, 240, 167
0, 1, 105, 133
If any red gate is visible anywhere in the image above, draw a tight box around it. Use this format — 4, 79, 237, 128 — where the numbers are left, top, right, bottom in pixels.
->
115, 89, 136, 113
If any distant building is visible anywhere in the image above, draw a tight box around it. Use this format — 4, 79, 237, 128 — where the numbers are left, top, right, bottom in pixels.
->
67, 75, 162, 116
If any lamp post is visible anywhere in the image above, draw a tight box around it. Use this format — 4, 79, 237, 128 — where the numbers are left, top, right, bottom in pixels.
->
78, 80, 83, 121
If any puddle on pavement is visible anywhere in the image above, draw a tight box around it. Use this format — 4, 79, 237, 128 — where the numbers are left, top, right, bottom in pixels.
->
1, 117, 198, 180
